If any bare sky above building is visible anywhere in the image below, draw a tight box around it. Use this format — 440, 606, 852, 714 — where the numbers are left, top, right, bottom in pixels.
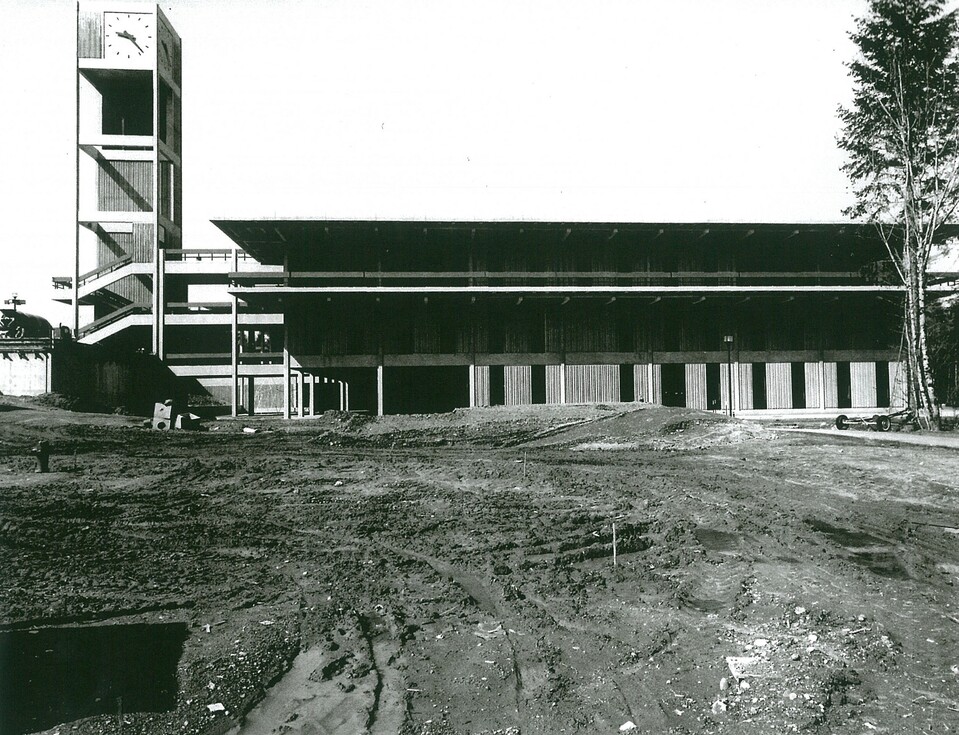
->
0, 0, 867, 323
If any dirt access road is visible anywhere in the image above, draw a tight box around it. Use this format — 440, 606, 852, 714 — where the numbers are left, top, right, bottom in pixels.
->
0, 399, 957, 735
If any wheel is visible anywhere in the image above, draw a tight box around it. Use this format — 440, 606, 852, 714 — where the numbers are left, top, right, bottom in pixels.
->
836, 415, 848, 430
876, 415, 892, 432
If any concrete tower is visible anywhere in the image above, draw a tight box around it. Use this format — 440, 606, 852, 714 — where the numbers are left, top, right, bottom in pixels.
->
72, 2, 182, 357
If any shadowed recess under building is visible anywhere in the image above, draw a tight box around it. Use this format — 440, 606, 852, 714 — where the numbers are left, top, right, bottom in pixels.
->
0, 622, 188, 735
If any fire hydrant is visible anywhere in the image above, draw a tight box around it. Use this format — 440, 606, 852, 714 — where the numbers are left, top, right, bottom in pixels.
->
31, 440, 50, 473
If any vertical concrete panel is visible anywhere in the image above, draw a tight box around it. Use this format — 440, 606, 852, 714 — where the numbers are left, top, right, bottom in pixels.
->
546, 365, 563, 404
565, 365, 619, 403
474, 365, 490, 407
738, 362, 754, 410
720, 363, 731, 412
823, 362, 839, 408
685, 363, 707, 410
765, 362, 792, 409
804, 363, 821, 409
651, 364, 662, 404
504, 365, 532, 405
888, 361, 907, 407
633, 364, 650, 402
851, 361, 877, 408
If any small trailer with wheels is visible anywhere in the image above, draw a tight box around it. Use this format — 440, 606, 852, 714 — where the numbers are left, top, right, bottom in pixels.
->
835, 408, 918, 432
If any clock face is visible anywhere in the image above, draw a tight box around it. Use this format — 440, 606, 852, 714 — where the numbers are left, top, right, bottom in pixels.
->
104, 12, 154, 61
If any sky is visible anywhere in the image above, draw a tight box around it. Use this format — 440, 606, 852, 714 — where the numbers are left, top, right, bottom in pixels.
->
0, 0, 870, 324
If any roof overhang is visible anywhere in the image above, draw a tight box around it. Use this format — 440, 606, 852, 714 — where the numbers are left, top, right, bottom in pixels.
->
211, 219, 957, 266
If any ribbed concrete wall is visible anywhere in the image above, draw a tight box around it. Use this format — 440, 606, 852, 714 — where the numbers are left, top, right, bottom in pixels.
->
766, 363, 792, 410
474, 365, 490, 407
546, 365, 563, 404
685, 363, 707, 409
823, 362, 839, 408
566, 364, 619, 403
738, 362, 754, 410
889, 361, 907, 407
504, 365, 531, 405
851, 361, 877, 408
633, 364, 652, 403
805, 363, 822, 409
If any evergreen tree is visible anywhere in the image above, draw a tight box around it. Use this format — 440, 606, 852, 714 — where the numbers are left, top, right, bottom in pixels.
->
839, 0, 959, 427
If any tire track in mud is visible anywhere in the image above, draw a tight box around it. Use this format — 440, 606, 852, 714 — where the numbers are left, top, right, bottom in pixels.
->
358, 611, 408, 735
378, 542, 530, 732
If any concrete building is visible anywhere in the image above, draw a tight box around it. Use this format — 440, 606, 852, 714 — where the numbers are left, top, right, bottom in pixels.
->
58, 3, 957, 418
56, 2, 283, 407
215, 219, 959, 418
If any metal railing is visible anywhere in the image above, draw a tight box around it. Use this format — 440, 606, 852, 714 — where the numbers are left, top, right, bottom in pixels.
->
77, 303, 150, 338
77, 255, 134, 288
230, 269, 873, 289
164, 249, 258, 262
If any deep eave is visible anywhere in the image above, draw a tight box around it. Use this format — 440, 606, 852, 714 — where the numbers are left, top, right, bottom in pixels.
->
211, 219, 944, 267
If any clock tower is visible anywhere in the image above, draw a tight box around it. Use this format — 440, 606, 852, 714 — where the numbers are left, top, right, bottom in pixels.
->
74, 2, 182, 357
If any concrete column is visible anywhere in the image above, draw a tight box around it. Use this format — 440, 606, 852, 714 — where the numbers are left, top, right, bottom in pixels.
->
73, 43, 80, 338
819, 359, 826, 410
156, 250, 166, 359
468, 364, 476, 408
309, 374, 316, 416
377, 365, 385, 416
152, 62, 164, 360
646, 363, 654, 403
230, 248, 239, 417
283, 340, 291, 421
559, 362, 567, 404
732, 360, 741, 413
297, 371, 305, 418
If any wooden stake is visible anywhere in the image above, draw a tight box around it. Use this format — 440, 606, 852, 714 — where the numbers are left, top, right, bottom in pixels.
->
523, 451, 527, 480
612, 523, 617, 567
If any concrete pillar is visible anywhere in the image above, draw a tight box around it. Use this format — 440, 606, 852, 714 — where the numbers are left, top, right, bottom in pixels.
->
819, 359, 826, 410
309, 374, 316, 416
559, 362, 567, 404
283, 341, 291, 421
230, 248, 239, 418
377, 365, 385, 416
468, 364, 476, 408
732, 360, 741, 413
297, 371, 305, 418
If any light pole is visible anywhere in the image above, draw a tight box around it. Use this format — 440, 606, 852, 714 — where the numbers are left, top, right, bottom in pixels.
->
723, 335, 734, 417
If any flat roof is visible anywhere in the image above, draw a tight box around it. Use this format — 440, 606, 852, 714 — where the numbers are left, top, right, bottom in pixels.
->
211, 219, 959, 266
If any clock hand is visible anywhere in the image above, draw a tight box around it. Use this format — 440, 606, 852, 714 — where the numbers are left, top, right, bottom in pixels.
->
115, 30, 144, 54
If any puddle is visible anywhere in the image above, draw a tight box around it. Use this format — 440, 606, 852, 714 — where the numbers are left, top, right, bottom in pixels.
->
0, 622, 187, 735
694, 528, 740, 552
808, 520, 910, 580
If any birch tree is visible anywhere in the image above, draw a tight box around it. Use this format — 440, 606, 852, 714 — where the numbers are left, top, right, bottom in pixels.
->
839, 0, 959, 427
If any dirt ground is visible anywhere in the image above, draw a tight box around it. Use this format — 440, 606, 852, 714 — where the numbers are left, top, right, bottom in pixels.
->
1, 397, 958, 735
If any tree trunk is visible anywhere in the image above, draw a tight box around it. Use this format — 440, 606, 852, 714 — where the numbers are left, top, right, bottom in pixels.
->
902, 232, 941, 429
914, 252, 941, 427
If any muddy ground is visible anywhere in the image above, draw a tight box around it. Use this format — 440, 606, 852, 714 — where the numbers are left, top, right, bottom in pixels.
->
1, 398, 957, 735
